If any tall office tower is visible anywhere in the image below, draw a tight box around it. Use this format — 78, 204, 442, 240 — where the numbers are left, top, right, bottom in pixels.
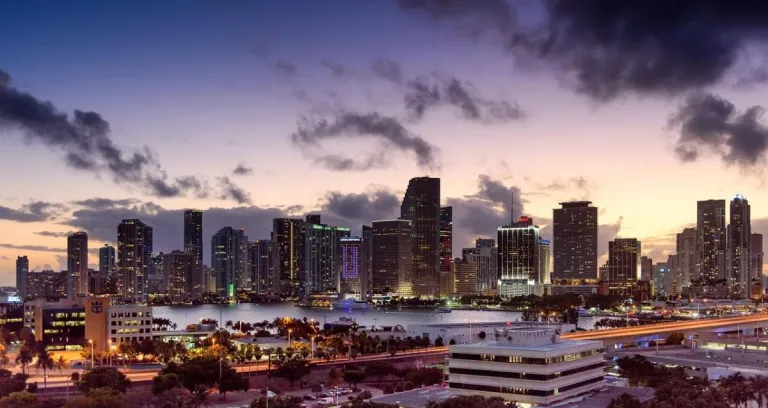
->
211, 227, 248, 298
163, 251, 194, 303
117, 219, 153, 302
552, 201, 598, 282
439, 207, 453, 274
697, 199, 726, 283
15, 256, 28, 299
751, 234, 764, 281
463, 239, 498, 294
67, 232, 89, 297
498, 216, 540, 297
676, 227, 697, 286
149, 252, 166, 293
607, 238, 641, 286
202, 265, 215, 294
452, 258, 478, 295
652, 261, 671, 297
304, 216, 350, 296
371, 219, 412, 295
360, 226, 373, 297
640, 256, 653, 282
667, 254, 680, 296
99, 245, 115, 276
439, 261, 454, 296
272, 218, 305, 297
727, 195, 751, 295
248, 240, 274, 294
183, 209, 204, 298
340, 237, 363, 294
400, 176, 440, 297
538, 239, 551, 284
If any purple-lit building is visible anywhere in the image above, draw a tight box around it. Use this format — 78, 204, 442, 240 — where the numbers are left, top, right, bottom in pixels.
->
341, 237, 362, 295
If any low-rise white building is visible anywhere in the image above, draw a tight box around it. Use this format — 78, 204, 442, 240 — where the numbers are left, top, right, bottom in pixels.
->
108, 304, 153, 345
408, 321, 576, 345
448, 326, 604, 406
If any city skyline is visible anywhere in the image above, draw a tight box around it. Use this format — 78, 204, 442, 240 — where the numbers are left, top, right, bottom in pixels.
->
4, 1, 768, 283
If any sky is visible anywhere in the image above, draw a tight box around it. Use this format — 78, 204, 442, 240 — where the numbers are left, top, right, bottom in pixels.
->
2, 1, 768, 283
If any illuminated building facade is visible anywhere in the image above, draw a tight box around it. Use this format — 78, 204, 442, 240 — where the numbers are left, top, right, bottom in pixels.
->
272, 218, 305, 297
372, 219, 412, 295
15, 256, 28, 299
552, 201, 598, 282
727, 195, 750, 296
117, 219, 153, 303
340, 237, 363, 294
361, 225, 373, 297
99, 244, 115, 276
401, 177, 441, 297
248, 239, 275, 294
440, 206, 453, 274
163, 251, 195, 303
453, 258, 478, 295
304, 216, 350, 296
676, 227, 697, 287
607, 238, 641, 285
183, 209, 204, 298
67, 232, 89, 297
697, 199, 726, 283
498, 216, 540, 297
211, 227, 248, 298
463, 239, 498, 294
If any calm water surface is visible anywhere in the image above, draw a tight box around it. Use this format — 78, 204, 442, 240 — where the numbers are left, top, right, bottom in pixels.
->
153, 303, 599, 330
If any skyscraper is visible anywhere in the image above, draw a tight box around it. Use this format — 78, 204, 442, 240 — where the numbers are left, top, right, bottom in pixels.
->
676, 227, 697, 287
452, 258, 478, 295
697, 199, 726, 283
304, 215, 350, 296
640, 256, 653, 282
552, 201, 598, 282
727, 195, 751, 295
538, 239, 551, 284
15, 256, 28, 299
498, 216, 540, 297
117, 219, 153, 302
751, 233, 764, 281
607, 238, 641, 286
401, 177, 440, 297
99, 244, 115, 276
67, 232, 89, 297
272, 218, 305, 297
211, 227, 248, 298
360, 225, 373, 297
372, 219, 412, 295
340, 237, 363, 294
248, 240, 274, 294
183, 209, 204, 298
163, 251, 194, 303
463, 239, 497, 293
439, 206, 452, 275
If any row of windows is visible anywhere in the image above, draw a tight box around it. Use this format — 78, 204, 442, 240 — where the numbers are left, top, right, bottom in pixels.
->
111, 336, 151, 343
110, 312, 151, 318
449, 375, 603, 397
449, 349, 602, 365
111, 328, 150, 334
51, 321, 85, 327
448, 362, 605, 381
110, 320, 151, 326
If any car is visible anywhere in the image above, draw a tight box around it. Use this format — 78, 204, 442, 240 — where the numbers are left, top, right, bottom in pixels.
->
303, 395, 317, 401
318, 393, 329, 398
338, 388, 352, 395
318, 397, 335, 404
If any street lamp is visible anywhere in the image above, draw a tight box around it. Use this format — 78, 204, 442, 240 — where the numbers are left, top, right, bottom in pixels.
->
288, 329, 292, 348
88, 340, 94, 369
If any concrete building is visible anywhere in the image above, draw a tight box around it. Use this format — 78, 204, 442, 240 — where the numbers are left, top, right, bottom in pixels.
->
440, 207, 452, 278
211, 227, 248, 298
452, 258, 477, 295
727, 195, 751, 296
640, 256, 653, 283
401, 176, 441, 297
552, 201, 598, 282
183, 210, 204, 298
163, 251, 195, 303
107, 304, 153, 347
372, 219, 412, 295
653, 261, 673, 297
607, 238, 641, 286
272, 218, 305, 297
439, 264, 454, 297
407, 322, 577, 345
539, 239, 551, 284
248, 239, 275, 294
676, 227, 697, 287
463, 239, 498, 294
340, 237, 363, 295
697, 199, 726, 283
67, 232, 89, 297
24, 298, 85, 351
117, 219, 153, 303
99, 245, 115, 276
447, 326, 604, 405
750, 233, 764, 294
304, 216, 350, 296
26, 270, 66, 299
498, 216, 540, 297
15, 256, 28, 299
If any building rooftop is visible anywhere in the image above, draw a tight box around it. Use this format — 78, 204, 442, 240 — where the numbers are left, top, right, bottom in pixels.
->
456, 338, 602, 352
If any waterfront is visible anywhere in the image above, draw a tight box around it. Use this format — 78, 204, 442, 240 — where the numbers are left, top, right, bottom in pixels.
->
153, 303, 600, 330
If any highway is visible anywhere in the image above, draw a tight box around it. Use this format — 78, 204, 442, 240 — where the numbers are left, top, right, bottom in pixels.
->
562, 313, 768, 341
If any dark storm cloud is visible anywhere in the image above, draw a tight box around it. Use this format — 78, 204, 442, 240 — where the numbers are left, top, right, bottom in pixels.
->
232, 164, 254, 176
290, 112, 440, 171
73, 198, 140, 210
405, 74, 524, 122
0, 70, 219, 201
398, 0, 768, 101
668, 93, 768, 169
274, 60, 298, 78
217, 177, 252, 205
34, 231, 75, 238
314, 153, 389, 172
320, 189, 400, 223
0, 206, 48, 223
0, 243, 66, 253
536, 177, 592, 199
372, 58, 404, 84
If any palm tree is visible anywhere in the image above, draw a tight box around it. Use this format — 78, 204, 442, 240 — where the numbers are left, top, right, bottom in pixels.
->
225, 320, 234, 332
253, 345, 263, 371
751, 375, 768, 408
35, 344, 55, 393
15, 344, 33, 375
54, 355, 68, 373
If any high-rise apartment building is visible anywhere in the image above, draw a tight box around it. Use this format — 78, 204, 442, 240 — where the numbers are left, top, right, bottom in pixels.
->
372, 219, 412, 295
401, 177, 440, 297
452, 258, 478, 295
16, 256, 28, 299
552, 201, 598, 282
183, 209, 204, 298
360, 225, 373, 297
304, 216, 350, 296
211, 227, 248, 298
440, 206, 452, 273
272, 218, 305, 297
640, 256, 653, 282
751, 233, 764, 281
163, 251, 194, 303
67, 232, 89, 297
607, 238, 640, 286
538, 239, 551, 284
99, 245, 115, 276
340, 237, 363, 294
676, 227, 697, 286
697, 199, 726, 283
117, 219, 153, 302
498, 216, 540, 297
248, 240, 274, 294
463, 239, 498, 294
727, 195, 751, 295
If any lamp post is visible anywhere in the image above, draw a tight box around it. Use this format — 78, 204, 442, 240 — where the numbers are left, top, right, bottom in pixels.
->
88, 340, 94, 369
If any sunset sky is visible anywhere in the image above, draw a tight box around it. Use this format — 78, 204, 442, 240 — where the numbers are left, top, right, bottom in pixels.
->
2, 1, 767, 283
